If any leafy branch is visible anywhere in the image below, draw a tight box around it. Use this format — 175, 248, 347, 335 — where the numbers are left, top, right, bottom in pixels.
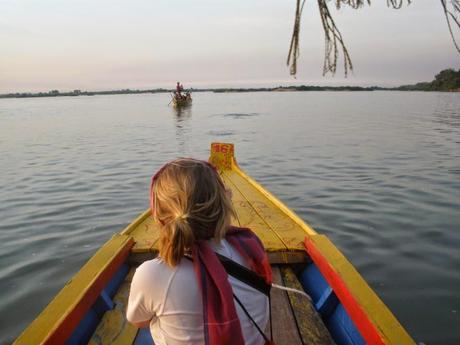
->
287, 0, 460, 77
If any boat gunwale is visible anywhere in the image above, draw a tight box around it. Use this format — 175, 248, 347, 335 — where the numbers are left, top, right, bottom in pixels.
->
14, 142, 416, 345
305, 234, 415, 345
13, 234, 134, 345
121, 209, 151, 236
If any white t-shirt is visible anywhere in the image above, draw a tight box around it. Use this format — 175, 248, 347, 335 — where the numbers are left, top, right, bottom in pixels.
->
126, 239, 269, 345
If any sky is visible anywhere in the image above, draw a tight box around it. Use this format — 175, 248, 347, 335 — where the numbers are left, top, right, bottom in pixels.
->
0, 0, 459, 93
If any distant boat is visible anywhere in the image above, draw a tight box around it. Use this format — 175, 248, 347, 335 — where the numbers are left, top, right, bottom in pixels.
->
14, 142, 415, 345
171, 92, 192, 108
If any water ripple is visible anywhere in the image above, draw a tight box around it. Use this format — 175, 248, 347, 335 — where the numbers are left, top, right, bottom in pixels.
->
0, 92, 459, 345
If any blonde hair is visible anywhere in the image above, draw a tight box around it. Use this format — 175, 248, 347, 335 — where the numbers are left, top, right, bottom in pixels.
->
151, 159, 235, 267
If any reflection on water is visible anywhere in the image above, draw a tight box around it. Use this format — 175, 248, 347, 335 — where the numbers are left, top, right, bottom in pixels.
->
0, 91, 459, 345
172, 104, 192, 155
172, 104, 193, 119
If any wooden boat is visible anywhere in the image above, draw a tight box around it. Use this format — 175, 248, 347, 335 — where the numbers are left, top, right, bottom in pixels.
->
172, 92, 192, 107
14, 143, 415, 345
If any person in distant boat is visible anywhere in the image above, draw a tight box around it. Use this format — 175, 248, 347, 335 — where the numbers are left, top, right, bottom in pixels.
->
126, 158, 272, 345
176, 82, 184, 98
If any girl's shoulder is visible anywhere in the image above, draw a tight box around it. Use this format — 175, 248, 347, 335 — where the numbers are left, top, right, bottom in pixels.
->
138, 256, 179, 270
134, 258, 174, 283
135, 257, 194, 282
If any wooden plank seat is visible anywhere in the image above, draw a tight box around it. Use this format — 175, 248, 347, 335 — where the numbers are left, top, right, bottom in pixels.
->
270, 266, 335, 345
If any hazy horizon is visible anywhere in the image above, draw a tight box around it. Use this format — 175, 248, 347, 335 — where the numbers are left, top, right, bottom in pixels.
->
1, 0, 459, 94
0, 78, 449, 95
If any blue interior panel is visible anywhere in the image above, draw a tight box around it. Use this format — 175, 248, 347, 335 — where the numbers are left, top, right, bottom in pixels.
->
315, 286, 339, 318
326, 304, 365, 345
66, 310, 99, 345
65, 263, 130, 344
297, 262, 366, 345
298, 263, 331, 304
106, 264, 129, 297
134, 327, 155, 345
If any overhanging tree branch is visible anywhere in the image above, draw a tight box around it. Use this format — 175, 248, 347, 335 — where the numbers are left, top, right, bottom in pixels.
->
288, 0, 460, 77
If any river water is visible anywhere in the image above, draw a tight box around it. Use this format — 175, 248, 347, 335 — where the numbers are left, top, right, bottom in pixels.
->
0, 91, 459, 344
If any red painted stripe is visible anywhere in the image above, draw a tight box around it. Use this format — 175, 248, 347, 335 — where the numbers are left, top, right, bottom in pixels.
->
305, 237, 386, 345
44, 237, 134, 345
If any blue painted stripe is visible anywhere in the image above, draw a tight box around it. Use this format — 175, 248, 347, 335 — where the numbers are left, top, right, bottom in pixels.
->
315, 286, 339, 318
326, 304, 365, 345
298, 263, 330, 304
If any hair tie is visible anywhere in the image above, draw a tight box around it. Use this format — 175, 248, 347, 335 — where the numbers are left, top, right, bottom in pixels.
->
176, 213, 188, 222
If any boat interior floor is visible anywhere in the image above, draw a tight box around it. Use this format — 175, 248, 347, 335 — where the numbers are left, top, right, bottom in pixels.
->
89, 264, 335, 345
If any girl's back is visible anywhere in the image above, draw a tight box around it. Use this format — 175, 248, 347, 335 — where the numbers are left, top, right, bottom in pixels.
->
127, 159, 272, 345
127, 239, 269, 345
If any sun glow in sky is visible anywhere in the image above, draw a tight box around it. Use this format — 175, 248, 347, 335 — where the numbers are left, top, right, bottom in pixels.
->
1, 0, 459, 93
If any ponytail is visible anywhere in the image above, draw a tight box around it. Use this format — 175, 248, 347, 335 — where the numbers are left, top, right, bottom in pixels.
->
159, 215, 195, 267
151, 158, 235, 267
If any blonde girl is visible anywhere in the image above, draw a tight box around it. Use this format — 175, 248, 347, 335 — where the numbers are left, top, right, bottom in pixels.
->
127, 159, 272, 345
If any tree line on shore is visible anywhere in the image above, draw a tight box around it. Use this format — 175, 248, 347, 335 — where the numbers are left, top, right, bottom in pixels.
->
395, 69, 460, 92
1, 69, 458, 99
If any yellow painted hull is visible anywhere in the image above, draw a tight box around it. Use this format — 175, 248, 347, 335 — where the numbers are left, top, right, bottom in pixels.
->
172, 96, 192, 107
14, 143, 415, 345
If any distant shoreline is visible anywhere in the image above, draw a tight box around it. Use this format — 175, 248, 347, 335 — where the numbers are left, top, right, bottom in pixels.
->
1, 68, 458, 99
1, 85, 458, 99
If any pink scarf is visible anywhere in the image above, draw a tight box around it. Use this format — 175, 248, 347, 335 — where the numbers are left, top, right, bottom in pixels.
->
191, 226, 272, 345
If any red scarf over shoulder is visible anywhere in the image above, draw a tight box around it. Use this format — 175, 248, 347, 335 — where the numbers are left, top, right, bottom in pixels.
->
191, 226, 273, 345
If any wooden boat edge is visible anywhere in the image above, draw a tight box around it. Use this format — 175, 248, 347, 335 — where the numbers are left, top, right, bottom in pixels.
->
306, 234, 414, 345
13, 142, 416, 345
14, 234, 134, 345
